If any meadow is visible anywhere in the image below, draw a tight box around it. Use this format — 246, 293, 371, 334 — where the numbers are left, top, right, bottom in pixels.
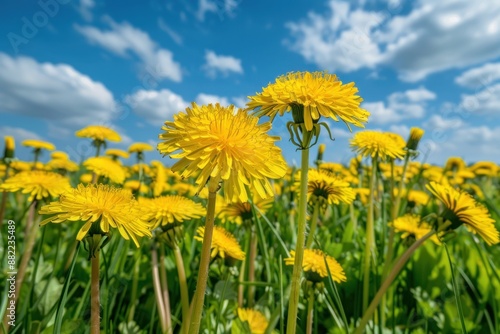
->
1, 72, 499, 334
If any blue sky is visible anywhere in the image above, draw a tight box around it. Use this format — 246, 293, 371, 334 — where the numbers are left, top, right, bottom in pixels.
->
1, 0, 500, 166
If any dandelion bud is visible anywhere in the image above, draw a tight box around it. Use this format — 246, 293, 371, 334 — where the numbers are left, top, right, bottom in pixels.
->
406, 127, 425, 151
3, 136, 15, 160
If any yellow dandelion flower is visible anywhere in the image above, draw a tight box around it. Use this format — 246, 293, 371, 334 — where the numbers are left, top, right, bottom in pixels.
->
237, 308, 269, 334
83, 156, 125, 184
426, 182, 499, 245
40, 184, 151, 247
51, 151, 69, 160
0, 171, 71, 201
391, 214, 440, 245
285, 249, 346, 283
407, 190, 429, 206
194, 226, 245, 261
10, 160, 32, 172
22, 139, 55, 151
105, 148, 130, 159
469, 161, 498, 177
80, 173, 93, 184
158, 103, 287, 202
128, 142, 154, 153
46, 159, 79, 173
350, 131, 405, 160
123, 180, 149, 194
151, 160, 167, 197
354, 188, 370, 205
247, 71, 369, 131
299, 169, 355, 206
75, 125, 121, 142
218, 196, 273, 225
130, 163, 150, 175
140, 195, 205, 229
444, 157, 466, 171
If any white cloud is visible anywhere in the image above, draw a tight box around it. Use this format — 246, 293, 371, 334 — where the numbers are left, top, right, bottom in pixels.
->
0, 53, 117, 127
389, 124, 410, 138
424, 115, 464, 130
455, 62, 500, 89
459, 83, 500, 115
196, 0, 239, 21
203, 50, 243, 78
286, 0, 500, 82
75, 17, 182, 82
363, 87, 436, 124
77, 0, 95, 21
0, 126, 42, 142
195, 93, 230, 106
125, 89, 188, 125
231, 96, 247, 109
425, 125, 500, 163
158, 18, 183, 45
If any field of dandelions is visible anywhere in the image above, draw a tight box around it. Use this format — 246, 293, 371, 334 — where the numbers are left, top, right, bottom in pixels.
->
1, 72, 500, 334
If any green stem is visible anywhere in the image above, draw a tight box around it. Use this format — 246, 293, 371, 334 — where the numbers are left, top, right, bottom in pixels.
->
443, 243, 468, 334
152, 244, 168, 333
354, 230, 435, 334
305, 201, 320, 248
306, 288, 315, 334
127, 250, 141, 323
380, 155, 410, 325
174, 245, 190, 334
286, 147, 310, 334
247, 228, 257, 307
362, 157, 377, 312
91, 250, 100, 334
159, 247, 173, 334
189, 182, 218, 334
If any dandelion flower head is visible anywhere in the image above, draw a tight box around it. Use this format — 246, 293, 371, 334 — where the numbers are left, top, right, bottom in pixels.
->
39, 184, 151, 247
247, 71, 369, 131
426, 181, 499, 245
158, 103, 287, 202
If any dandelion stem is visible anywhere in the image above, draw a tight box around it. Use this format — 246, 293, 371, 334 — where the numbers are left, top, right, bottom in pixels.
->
286, 146, 310, 334
159, 247, 173, 334
189, 180, 218, 334
152, 243, 168, 333
174, 245, 191, 334
91, 249, 101, 334
380, 155, 410, 324
354, 230, 435, 334
443, 242, 468, 334
306, 288, 315, 334
306, 201, 320, 248
362, 157, 377, 312
248, 227, 257, 307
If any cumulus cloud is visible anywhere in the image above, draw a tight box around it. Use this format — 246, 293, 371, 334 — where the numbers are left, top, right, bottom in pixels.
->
196, 0, 239, 21
425, 125, 500, 163
0, 53, 117, 127
459, 83, 500, 115
77, 0, 95, 21
158, 18, 183, 45
125, 89, 188, 125
286, 0, 500, 81
455, 62, 500, 89
195, 93, 231, 106
203, 50, 243, 78
0, 126, 42, 142
75, 17, 182, 82
363, 87, 436, 124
